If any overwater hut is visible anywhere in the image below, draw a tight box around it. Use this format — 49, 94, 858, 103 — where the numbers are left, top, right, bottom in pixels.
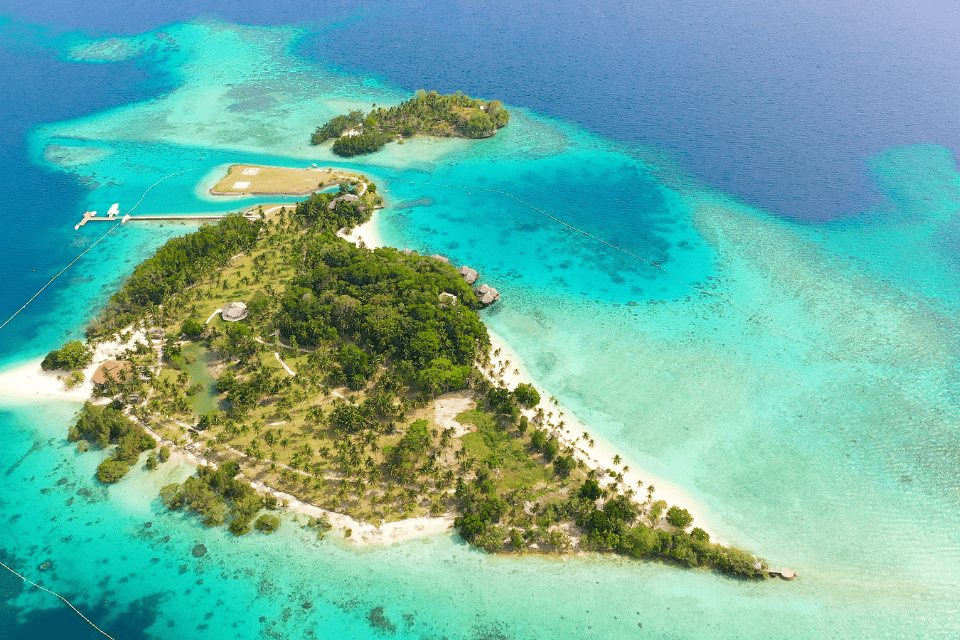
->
221, 301, 249, 322
431, 254, 450, 264
476, 283, 500, 305
458, 266, 479, 284
326, 193, 361, 210
92, 360, 135, 388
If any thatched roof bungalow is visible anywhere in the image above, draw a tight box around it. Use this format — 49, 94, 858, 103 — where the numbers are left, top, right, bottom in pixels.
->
221, 301, 249, 322
92, 361, 135, 387
326, 193, 361, 210
476, 283, 500, 305
458, 266, 479, 284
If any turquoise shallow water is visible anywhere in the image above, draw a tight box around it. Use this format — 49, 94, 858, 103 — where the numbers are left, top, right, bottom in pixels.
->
2, 18, 960, 640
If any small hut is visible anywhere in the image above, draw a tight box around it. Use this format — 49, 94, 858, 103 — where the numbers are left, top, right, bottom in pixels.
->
458, 266, 479, 284
326, 193, 361, 210
476, 284, 500, 305
221, 301, 249, 322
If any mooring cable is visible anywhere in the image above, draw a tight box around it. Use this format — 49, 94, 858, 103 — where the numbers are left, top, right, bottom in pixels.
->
0, 167, 212, 332
0, 559, 119, 640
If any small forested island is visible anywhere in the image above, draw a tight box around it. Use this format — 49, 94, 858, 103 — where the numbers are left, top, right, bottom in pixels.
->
52, 172, 772, 580
311, 90, 510, 157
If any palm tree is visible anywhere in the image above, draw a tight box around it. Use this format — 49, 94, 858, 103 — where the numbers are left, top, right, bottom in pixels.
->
613, 454, 622, 467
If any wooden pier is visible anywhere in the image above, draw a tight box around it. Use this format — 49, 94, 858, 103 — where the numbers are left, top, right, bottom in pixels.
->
75, 208, 258, 230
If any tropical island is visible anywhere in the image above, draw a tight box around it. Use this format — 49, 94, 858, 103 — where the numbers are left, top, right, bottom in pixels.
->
30, 166, 775, 580
310, 90, 510, 157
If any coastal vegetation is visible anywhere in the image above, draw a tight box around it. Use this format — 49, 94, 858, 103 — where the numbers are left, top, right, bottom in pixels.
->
69, 403, 155, 484
59, 171, 769, 578
41, 340, 91, 371
311, 90, 509, 157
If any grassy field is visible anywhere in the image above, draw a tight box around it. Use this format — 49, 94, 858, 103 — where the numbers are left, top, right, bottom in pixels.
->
210, 164, 363, 195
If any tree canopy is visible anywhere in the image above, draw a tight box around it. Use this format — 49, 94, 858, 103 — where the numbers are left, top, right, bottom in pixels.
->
41, 340, 92, 371
311, 91, 510, 157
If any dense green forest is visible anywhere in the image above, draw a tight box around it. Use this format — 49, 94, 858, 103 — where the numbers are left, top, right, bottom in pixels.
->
87, 214, 262, 339
311, 90, 510, 157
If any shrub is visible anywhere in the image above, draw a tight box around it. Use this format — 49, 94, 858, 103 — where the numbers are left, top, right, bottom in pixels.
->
181, 318, 205, 338
579, 479, 603, 501
96, 458, 131, 484
254, 514, 281, 533
512, 383, 540, 408
553, 454, 577, 477
666, 506, 694, 530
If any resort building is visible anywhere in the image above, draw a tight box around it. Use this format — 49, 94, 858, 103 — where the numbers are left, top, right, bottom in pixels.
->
458, 266, 479, 284
476, 284, 500, 305
326, 193, 361, 210
91, 361, 135, 389
221, 301, 249, 322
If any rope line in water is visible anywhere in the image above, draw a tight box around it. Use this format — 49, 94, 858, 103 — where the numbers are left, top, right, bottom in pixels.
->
377, 178, 906, 392
0, 559, 119, 640
0, 220, 122, 332
0, 167, 211, 333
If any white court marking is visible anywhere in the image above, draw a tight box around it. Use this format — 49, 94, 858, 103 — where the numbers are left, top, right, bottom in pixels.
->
232, 181, 250, 189
241, 167, 259, 175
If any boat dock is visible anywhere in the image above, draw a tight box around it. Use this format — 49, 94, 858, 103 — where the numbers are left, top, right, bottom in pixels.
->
75, 204, 260, 230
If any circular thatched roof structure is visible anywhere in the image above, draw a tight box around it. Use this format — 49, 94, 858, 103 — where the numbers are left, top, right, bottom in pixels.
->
221, 301, 249, 322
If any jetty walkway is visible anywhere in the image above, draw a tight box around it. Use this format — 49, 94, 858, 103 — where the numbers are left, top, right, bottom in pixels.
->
75, 211, 244, 230
75, 207, 264, 230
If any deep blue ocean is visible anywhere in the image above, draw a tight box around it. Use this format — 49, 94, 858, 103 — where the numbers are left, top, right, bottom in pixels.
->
1, 1, 959, 638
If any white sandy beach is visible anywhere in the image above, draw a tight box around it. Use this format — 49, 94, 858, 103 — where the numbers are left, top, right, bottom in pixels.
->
337, 207, 384, 249
249, 480, 454, 545
483, 328, 726, 544
0, 329, 151, 405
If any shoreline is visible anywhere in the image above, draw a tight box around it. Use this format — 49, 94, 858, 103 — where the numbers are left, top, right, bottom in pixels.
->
0, 195, 724, 549
0, 330, 151, 405
337, 207, 385, 249
483, 328, 727, 545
